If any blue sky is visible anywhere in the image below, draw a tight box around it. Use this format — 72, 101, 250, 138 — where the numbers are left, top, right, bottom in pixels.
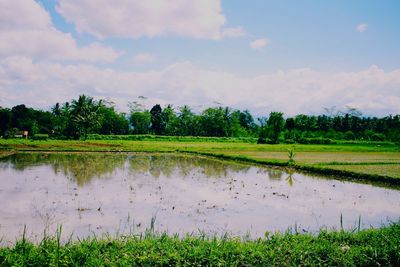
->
1, 0, 400, 116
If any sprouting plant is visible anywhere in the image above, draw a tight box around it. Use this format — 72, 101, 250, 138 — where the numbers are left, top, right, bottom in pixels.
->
287, 146, 296, 165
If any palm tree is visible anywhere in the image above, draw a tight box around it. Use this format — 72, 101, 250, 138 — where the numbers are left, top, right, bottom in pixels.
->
70, 95, 103, 139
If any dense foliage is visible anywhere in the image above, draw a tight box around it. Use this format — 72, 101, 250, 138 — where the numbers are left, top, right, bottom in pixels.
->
1, 95, 399, 142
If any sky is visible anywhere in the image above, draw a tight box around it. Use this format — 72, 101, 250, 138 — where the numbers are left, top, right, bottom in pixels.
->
1, 0, 400, 117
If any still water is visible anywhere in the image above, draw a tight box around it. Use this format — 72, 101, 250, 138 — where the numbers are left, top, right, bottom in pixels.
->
0, 152, 399, 243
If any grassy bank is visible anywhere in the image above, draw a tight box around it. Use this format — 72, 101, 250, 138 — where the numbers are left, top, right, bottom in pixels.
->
0, 150, 15, 159
1, 223, 400, 266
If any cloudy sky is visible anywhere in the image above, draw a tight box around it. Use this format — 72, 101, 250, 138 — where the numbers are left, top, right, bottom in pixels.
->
1, 0, 400, 116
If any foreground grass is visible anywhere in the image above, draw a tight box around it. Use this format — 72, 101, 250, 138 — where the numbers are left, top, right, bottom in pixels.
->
1, 223, 400, 266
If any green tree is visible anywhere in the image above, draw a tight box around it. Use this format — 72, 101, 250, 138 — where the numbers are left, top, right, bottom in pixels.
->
267, 112, 285, 144
0, 107, 11, 136
10, 104, 35, 133
201, 107, 230, 137
130, 111, 151, 134
238, 110, 255, 131
150, 104, 164, 135
294, 114, 317, 131
316, 115, 331, 132
70, 95, 104, 139
52, 102, 75, 138
162, 105, 178, 135
229, 110, 251, 137
34, 110, 54, 134
98, 104, 129, 135
176, 105, 198, 136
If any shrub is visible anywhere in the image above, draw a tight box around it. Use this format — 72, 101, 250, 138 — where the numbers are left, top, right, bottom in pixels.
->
371, 133, 385, 141
85, 134, 257, 143
32, 134, 49, 140
257, 137, 267, 144
344, 131, 355, 140
296, 137, 334, 144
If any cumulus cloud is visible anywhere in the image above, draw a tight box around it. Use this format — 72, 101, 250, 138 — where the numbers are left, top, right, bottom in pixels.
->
356, 23, 368, 32
250, 38, 270, 50
56, 0, 228, 40
133, 53, 157, 64
0, 0, 121, 62
221, 27, 246, 38
1, 58, 399, 117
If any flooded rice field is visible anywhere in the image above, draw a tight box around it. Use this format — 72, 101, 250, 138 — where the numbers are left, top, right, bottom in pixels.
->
0, 152, 399, 243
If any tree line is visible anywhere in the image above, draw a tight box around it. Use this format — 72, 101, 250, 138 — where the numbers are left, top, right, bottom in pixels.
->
0, 95, 399, 143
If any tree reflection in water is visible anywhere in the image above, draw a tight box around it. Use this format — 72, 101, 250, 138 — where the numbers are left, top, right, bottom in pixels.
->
1, 153, 258, 186
267, 169, 284, 180
128, 154, 251, 179
2, 153, 126, 186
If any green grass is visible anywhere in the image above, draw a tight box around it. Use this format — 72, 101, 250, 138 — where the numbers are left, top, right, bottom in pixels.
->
1, 138, 398, 152
326, 164, 400, 178
1, 223, 400, 266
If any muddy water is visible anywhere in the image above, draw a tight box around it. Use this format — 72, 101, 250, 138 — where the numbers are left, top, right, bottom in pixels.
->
0, 152, 399, 243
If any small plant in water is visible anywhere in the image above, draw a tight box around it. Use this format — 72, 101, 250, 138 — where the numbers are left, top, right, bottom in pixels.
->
287, 146, 296, 165
285, 168, 295, 187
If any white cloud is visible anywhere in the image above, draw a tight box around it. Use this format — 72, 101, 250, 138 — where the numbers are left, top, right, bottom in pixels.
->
356, 23, 368, 33
221, 27, 246, 38
56, 0, 227, 40
0, 0, 121, 62
0, 0, 50, 30
1, 58, 399, 117
133, 53, 157, 64
250, 38, 270, 50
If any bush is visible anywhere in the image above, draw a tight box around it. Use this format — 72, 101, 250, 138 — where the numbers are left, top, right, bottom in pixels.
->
257, 137, 267, 144
371, 133, 385, 141
344, 131, 355, 140
85, 134, 257, 143
4, 128, 19, 139
296, 137, 335, 144
32, 134, 49, 140
284, 139, 296, 144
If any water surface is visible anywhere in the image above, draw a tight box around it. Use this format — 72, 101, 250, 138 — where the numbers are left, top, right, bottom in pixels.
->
0, 152, 399, 243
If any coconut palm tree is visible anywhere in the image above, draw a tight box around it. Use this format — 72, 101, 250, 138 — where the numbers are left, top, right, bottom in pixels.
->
70, 95, 103, 139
